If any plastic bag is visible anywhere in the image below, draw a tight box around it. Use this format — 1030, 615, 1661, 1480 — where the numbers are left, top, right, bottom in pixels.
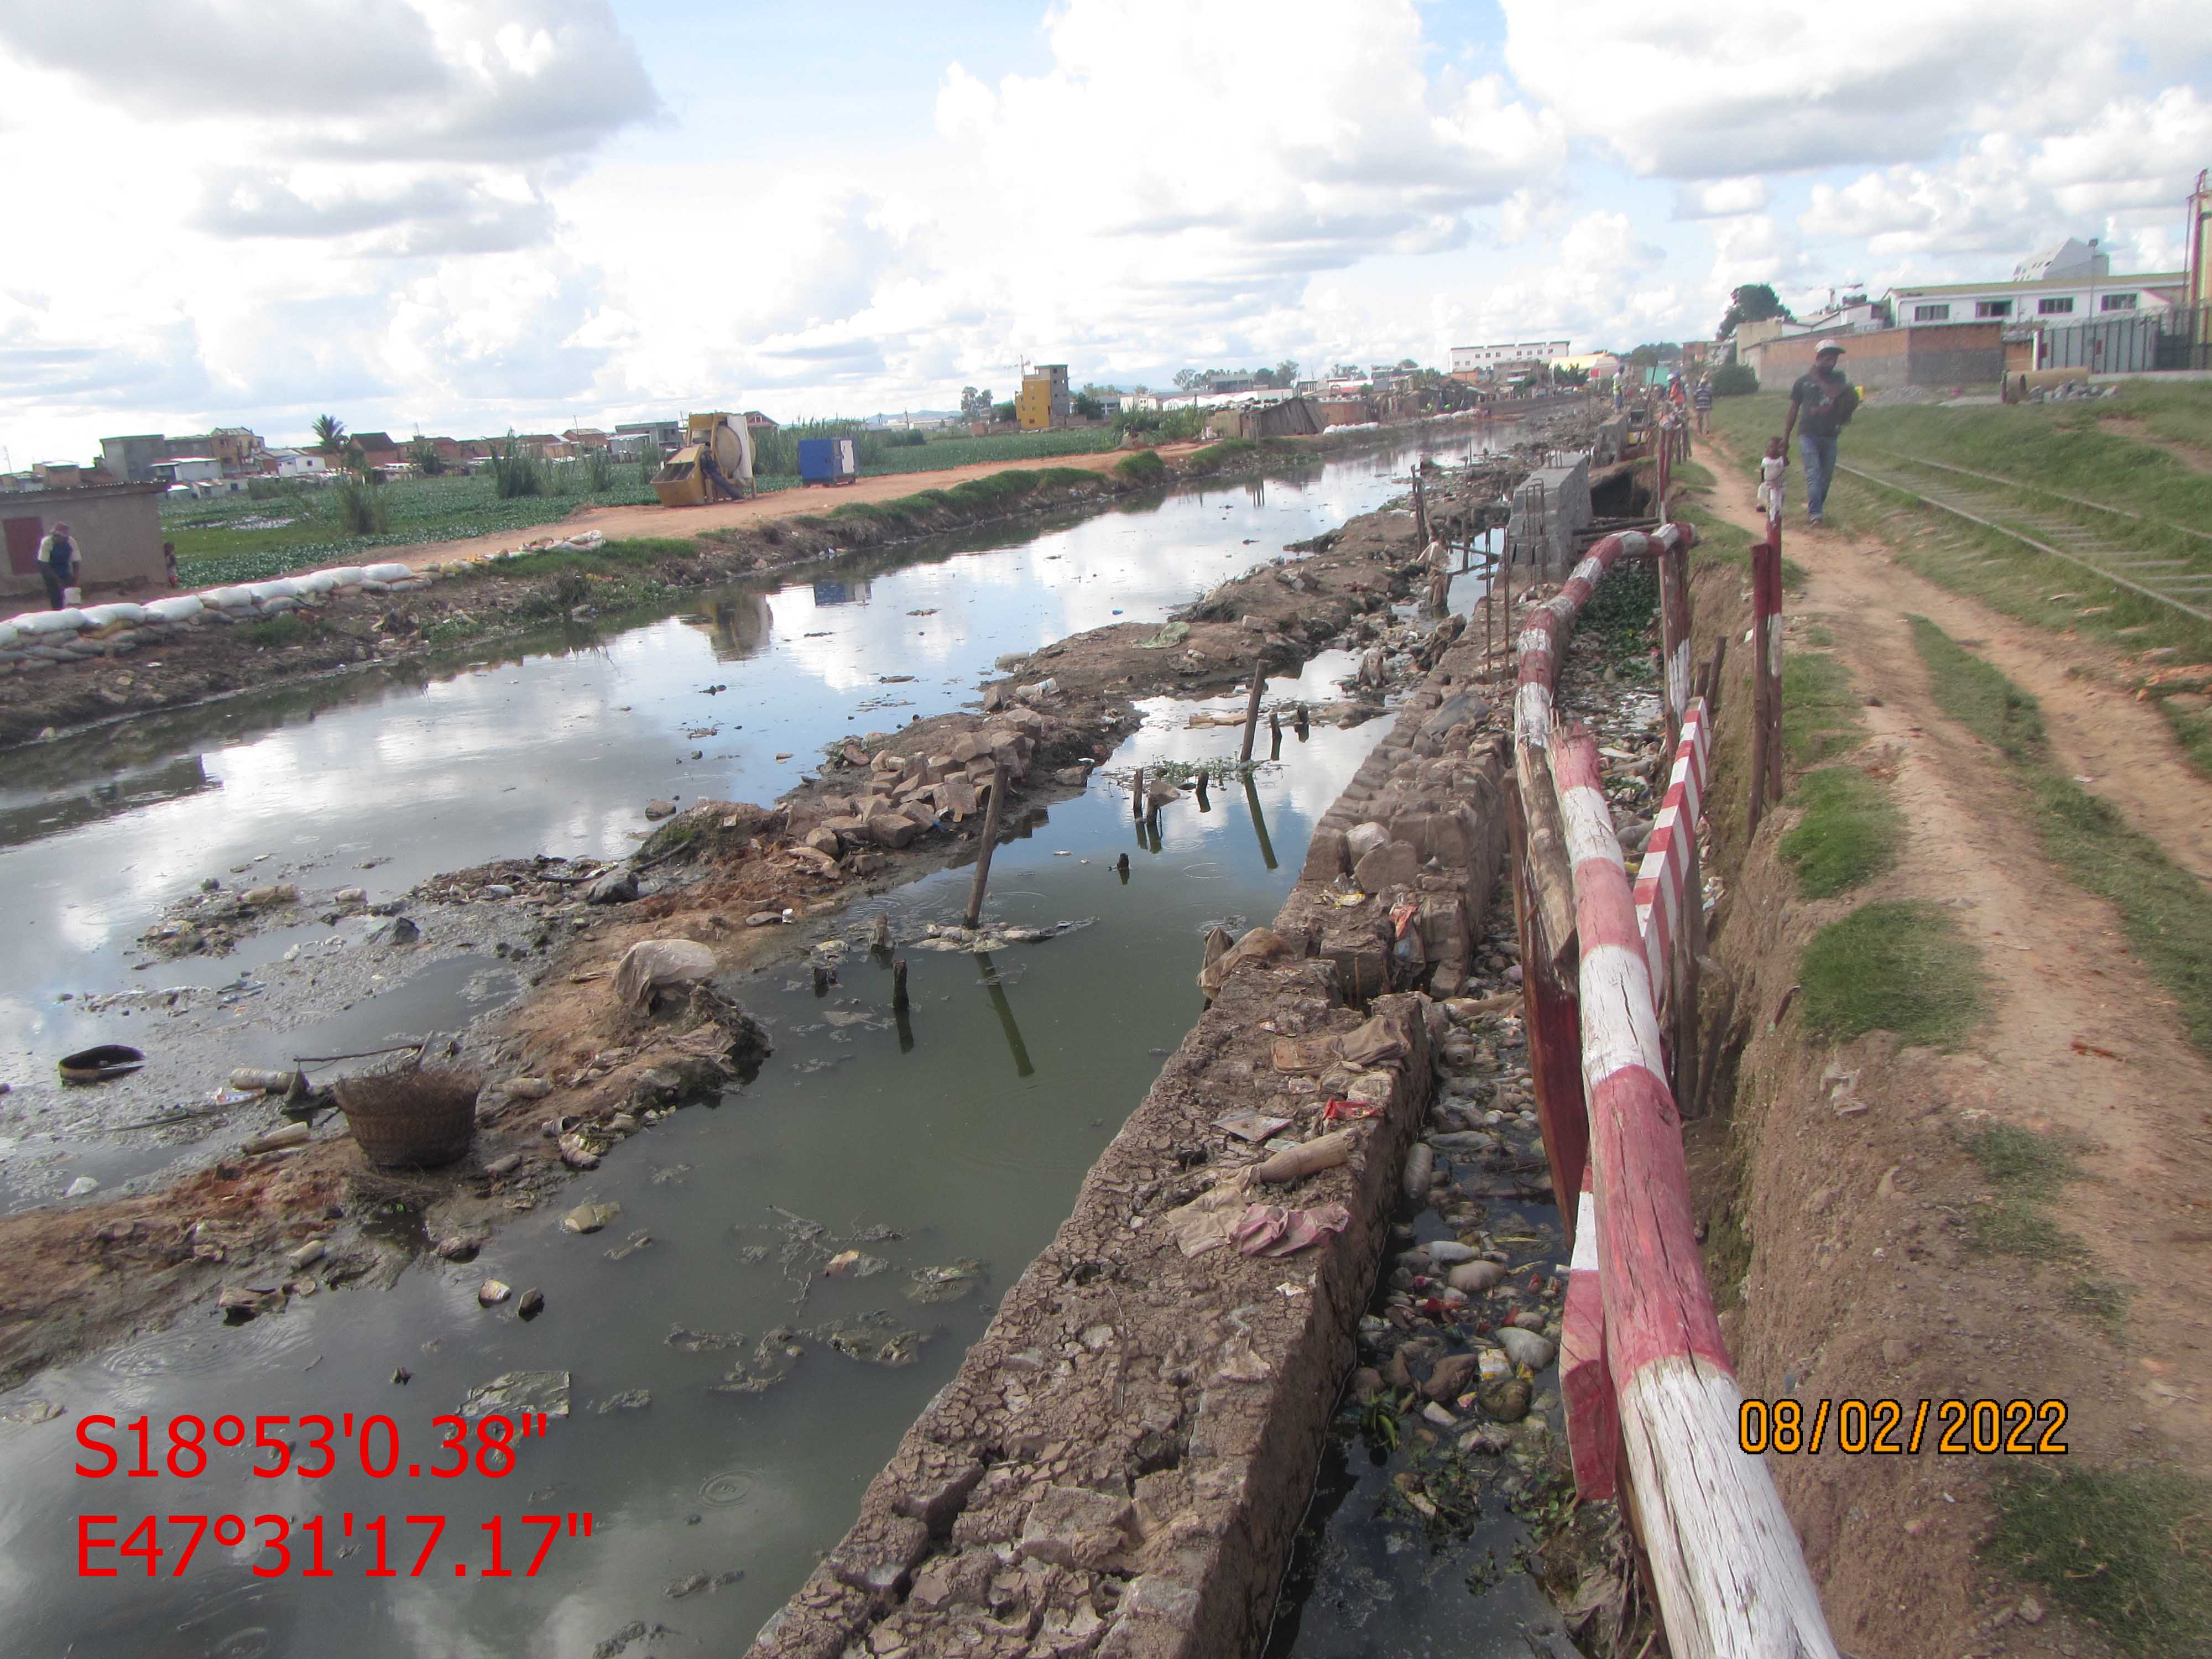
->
62, 586, 83, 606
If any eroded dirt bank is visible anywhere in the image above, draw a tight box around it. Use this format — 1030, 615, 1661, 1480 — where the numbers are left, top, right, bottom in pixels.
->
1681, 461, 2212, 1658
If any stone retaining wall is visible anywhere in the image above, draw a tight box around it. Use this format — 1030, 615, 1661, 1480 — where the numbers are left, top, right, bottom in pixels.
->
749, 621, 1515, 1659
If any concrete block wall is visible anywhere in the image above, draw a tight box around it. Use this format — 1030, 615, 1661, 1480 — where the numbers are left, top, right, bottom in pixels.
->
747, 629, 1515, 1659
1506, 455, 1592, 570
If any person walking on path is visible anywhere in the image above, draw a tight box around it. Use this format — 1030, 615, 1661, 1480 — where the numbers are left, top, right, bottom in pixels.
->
1782, 340, 1860, 526
35, 521, 80, 610
1692, 375, 1714, 434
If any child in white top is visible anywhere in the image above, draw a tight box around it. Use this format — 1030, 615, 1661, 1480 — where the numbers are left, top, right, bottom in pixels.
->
1755, 436, 1787, 520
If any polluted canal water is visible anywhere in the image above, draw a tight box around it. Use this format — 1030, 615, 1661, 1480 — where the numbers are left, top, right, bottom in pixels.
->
0, 432, 1573, 1657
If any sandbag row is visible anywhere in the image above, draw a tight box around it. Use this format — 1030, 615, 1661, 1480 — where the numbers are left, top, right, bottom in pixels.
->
0, 560, 436, 670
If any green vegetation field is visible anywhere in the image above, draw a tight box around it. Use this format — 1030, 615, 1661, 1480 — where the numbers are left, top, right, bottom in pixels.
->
164, 426, 1124, 588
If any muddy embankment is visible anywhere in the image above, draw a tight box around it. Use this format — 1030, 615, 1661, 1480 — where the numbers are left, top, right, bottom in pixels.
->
1679, 548, 2134, 1659
0, 411, 1612, 1392
0, 408, 1589, 754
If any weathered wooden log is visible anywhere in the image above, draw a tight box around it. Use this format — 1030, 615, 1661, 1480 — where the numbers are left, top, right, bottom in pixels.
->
963, 767, 1007, 928
1551, 726, 1839, 1659
1239, 657, 1266, 764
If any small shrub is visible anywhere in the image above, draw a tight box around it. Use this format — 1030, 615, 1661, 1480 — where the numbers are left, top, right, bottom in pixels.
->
333, 479, 389, 536
239, 614, 308, 648
1114, 450, 1167, 483
1710, 362, 1759, 396
491, 439, 543, 500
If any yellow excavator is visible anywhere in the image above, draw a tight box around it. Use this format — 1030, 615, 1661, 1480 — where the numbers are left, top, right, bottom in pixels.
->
652, 412, 755, 507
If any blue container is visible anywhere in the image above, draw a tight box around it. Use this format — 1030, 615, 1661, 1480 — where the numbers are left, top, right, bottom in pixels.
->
797, 437, 858, 485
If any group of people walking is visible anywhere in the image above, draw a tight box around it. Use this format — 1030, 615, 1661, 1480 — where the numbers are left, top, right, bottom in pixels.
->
1670, 338, 1859, 528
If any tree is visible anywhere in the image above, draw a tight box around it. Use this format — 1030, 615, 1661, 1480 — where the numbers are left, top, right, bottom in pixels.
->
959, 386, 994, 422
1710, 362, 1759, 395
992, 400, 1016, 424
1396, 358, 1418, 370
1716, 283, 1791, 340
1172, 369, 1200, 390
1072, 393, 1104, 420
1627, 342, 1681, 369
1554, 366, 1589, 387
1275, 359, 1299, 385
341, 439, 375, 481
311, 414, 346, 455
406, 435, 446, 476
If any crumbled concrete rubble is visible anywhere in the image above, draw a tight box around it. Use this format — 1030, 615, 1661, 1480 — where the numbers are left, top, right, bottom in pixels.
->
747, 609, 1528, 1659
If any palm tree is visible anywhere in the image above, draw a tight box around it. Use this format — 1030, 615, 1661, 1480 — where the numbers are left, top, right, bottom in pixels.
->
311, 414, 346, 456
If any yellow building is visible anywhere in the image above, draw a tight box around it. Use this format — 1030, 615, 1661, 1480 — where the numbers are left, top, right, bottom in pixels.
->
1015, 364, 1071, 431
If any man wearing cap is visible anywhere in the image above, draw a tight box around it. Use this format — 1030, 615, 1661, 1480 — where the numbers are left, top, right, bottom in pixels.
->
1783, 340, 1859, 526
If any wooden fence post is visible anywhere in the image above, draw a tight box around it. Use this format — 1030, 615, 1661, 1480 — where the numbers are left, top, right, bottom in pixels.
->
962, 768, 1007, 928
1747, 537, 1783, 834
1552, 726, 1839, 1659
1238, 656, 1266, 764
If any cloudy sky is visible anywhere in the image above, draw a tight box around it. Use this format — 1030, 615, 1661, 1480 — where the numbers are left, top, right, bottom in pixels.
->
2, 0, 2207, 463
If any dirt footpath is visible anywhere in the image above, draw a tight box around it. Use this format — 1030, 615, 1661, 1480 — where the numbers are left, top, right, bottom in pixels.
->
387, 446, 1202, 569
1691, 440, 2212, 1658
1709, 437, 2211, 881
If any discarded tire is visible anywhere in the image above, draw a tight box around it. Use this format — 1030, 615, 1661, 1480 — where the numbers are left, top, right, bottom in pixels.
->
58, 1044, 145, 1084
334, 1066, 481, 1168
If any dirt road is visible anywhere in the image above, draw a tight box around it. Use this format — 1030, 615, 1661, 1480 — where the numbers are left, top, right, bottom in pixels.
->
395, 445, 1201, 570
1697, 436, 2212, 1655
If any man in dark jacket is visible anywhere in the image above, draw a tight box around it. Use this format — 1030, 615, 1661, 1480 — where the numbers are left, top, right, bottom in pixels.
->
35, 521, 79, 609
1782, 341, 1859, 526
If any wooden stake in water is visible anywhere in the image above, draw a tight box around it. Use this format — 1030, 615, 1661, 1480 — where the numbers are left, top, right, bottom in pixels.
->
963, 767, 1006, 928
1238, 655, 1266, 763
1131, 765, 1145, 821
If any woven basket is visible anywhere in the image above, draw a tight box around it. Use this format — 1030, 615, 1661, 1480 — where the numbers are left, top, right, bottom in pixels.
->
334, 1066, 481, 1169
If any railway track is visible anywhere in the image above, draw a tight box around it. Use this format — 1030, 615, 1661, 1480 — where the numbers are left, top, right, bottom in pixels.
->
1839, 451, 2212, 623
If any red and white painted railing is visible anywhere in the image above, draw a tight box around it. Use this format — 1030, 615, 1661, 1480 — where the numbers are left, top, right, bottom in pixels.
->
1632, 698, 1710, 1016
1552, 729, 1839, 1659
1506, 516, 1836, 1656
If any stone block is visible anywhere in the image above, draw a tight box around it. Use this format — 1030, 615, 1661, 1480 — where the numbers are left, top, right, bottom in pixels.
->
1018, 1486, 1134, 1571
865, 812, 919, 850
1353, 839, 1419, 893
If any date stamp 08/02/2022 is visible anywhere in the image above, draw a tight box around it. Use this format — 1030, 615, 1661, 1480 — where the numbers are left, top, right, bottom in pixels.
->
1738, 1396, 2069, 1457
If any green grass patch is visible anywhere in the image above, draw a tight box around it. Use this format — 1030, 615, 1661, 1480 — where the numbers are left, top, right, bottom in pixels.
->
1970, 1199, 2084, 1260
1778, 766, 1899, 896
1114, 449, 1167, 483
1781, 651, 1863, 765
1911, 617, 2212, 1052
1672, 457, 1715, 489
237, 614, 308, 649
1678, 497, 1806, 590
1907, 615, 2048, 761
1798, 899, 1985, 1044
1968, 1121, 2073, 1196
2064, 1276, 2131, 1339
1989, 1467, 2212, 1658
2020, 767, 2212, 1053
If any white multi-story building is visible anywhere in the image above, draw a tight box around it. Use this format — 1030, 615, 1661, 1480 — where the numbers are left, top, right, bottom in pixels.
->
1885, 239, 2184, 328
1451, 340, 1572, 376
